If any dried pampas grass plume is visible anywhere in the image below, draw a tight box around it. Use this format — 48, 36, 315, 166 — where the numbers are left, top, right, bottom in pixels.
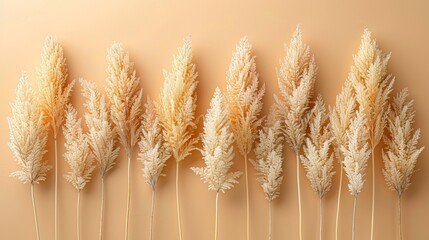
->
138, 98, 171, 240
158, 36, 199, 240
192, 88, 242, 240
63, 105, 95, 240
301, 96, 334, 240
225, 36, 265, 240
329, 81, 356, 240
80, 79, 120, 240
105, 42, 143, 240
274, 26, 316, 240
349, 29, 394, 239
252, 107, 283, 240
341, 109, 371, 240
382, 89, 424, 240
8, 74, 51, 240
37, 35, 74, 240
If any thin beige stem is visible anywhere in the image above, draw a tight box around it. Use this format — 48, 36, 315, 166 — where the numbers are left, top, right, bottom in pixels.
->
268, 200, 272, 240
244, 154, 250, 240
176, 161, 183, 240
371, 147, 375, 240
125, 151, 131, 240
398, 195, 403, 240
319, 198, 323, 240
352, 196, 357, 240
31, 183, 40, 240
77, 190, 81, 240
54, 137, 58, 240
150, 189, 155, 240
295, 151, 302, 240
215, 191, 219, 240
99, 177, 105, 240
335, 167, 343, 240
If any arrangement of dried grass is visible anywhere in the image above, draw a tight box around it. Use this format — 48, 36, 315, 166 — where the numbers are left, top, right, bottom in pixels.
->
38, 35, 74, 240
8, 74, 51, 240
225, 36, 265, 240
341, 109, 371, 240
192, 88, 242, 240
158, 36, 199, 240
301, 96, 334, 240
382, 89, 424, 240
105, 42, 143, 240
252, 107, 283, 240
80, 79, 120, 240
63, 105, 95, 240
349, 29, 394, 239
274, 26, 316, 240
138, 98, 171, 240
329, 81, 356, 240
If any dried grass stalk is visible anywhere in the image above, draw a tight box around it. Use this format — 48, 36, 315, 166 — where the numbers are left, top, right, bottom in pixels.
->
382, 89, 424, 240
301, 96, 334, 240
138, 98, 171, 240
349, 29, 394, 239
38, 35, 74, 240
80, 79, 120, 240
225, 36, 265, 240
341, 109, 371, 240
8, 74, 51, 240
105, 42, 143, 240
63, 105, 95, 240
192, 88, 242, 240
274, 26, 316, 240
329, 81, 356, 240
158, 36, 199, 240
252, 107, 284, 240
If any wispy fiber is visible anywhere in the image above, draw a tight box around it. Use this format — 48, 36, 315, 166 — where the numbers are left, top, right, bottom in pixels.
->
383, 89, 424, 240
158, 36, 199, 240
192, 88, 242, 240
225, 36, 265, 240
274, 26, 316, 240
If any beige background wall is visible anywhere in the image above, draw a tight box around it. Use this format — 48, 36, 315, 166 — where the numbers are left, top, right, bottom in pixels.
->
1, 0, 428, 239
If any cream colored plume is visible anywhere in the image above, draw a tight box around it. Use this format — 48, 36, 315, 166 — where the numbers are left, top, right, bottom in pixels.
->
226, 36, 265, 157
383, 89, 424, 196
81, 79, 120, 178
38, 35, 74, 137
301, 96, 335, 199
139, 98, 171, 190
341, 110, 371, 196
192, 88, 242, 193
158, 36, 199, 162
63, 105, 95, 191
9, 73, 51, 184
253, 108, 284, 201
105, 42, 143, 153
274, 26, 316, 153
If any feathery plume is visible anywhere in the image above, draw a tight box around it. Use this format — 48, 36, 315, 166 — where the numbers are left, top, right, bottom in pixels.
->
225, 36, 265, 240
105, 42, 143, 240
158, 36, 199, 240
329, 81, 356, 240
37, 35, 74, 240
341, 110, 371, 240
139, 98, 171, 240
349, 29, 394, 239
382, 89, 424, 240
192, 88, 242, 240
63, 105, 95, 240
9, 73, 50, 240
301, 96, 334, 240
274, 26, 316, 240
80, 79, 120, 240
252, 107, 283, 240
